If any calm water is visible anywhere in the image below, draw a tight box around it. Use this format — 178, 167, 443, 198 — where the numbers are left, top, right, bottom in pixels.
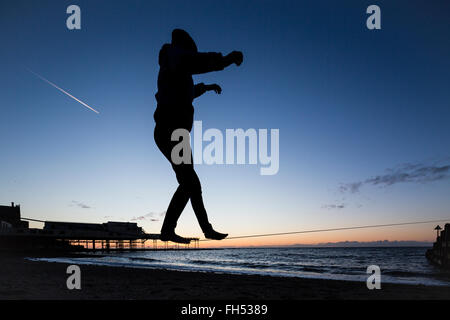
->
31, 247, 450, 286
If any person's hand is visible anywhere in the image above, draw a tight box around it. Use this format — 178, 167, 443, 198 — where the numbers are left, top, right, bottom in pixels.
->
230, 51, 243, 66
207, 84, 222, 94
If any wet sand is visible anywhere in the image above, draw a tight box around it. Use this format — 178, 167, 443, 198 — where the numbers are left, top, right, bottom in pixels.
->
1, 253, 450, 300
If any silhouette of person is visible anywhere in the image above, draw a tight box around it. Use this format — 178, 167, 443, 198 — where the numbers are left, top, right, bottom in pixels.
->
154, 29, 243, 243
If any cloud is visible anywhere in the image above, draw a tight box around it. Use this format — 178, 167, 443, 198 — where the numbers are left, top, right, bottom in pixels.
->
322, 203, 346, 210
339, 182, 362, 194
131, 211, 166, 222
340, 162, 450, 193
71, 200, 91, 209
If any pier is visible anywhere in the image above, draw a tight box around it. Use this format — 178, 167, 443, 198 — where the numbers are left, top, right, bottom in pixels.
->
0, 203, 199, 251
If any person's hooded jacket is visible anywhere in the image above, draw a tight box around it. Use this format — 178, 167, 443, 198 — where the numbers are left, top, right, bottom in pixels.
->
154, 29, 227, 131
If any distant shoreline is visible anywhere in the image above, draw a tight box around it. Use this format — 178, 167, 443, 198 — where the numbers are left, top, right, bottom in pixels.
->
212, 245, 434, 249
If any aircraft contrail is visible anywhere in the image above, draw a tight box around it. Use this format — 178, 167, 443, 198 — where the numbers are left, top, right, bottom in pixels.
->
26, 68, 100, 114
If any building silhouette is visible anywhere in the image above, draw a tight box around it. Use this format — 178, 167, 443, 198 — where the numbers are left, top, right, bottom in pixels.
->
0, 202, 199, 250
0, 202, 28, 229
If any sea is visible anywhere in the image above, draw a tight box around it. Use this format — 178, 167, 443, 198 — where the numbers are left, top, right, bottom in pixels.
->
30, 247, 450, 286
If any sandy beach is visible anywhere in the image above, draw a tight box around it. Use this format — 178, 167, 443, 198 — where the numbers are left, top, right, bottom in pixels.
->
1, 252, 450, 300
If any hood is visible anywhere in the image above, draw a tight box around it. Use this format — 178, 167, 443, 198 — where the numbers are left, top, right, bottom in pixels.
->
171, 29, 198, 53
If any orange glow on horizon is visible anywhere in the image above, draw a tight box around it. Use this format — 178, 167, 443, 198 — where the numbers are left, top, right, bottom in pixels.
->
199, 224, 438, 248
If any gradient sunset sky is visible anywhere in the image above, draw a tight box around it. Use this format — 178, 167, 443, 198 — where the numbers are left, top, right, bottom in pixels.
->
1, 0, 449, 247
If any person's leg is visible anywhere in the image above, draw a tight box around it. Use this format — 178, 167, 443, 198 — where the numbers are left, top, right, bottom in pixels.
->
173, 162, 210, 232
155, 125, 227, 240
160, 185, 189, 234
154, 126, 191, 243
172, 161, 227, 240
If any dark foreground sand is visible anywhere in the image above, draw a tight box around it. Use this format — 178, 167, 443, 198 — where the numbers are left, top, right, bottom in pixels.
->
1, 253, 450, 300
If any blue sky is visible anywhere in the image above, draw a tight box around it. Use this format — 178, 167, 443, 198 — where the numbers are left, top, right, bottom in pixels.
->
1, 0, 449, 245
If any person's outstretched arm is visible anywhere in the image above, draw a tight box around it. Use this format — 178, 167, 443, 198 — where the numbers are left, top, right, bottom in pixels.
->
194, 83, 222, 98
183, 50, 243, 74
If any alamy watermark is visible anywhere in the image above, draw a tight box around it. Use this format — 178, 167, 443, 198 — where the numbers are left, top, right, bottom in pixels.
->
65, 5, 380, 31
171, 121, 279, 175
66, 265, 81, 290
366, 5, 381, 30
366, 265, 381, 289
66, 5, 81, 30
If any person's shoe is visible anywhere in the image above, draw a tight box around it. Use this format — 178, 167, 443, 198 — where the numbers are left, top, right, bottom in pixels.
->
204, 227, 228, 240
160, 231, 191, 244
